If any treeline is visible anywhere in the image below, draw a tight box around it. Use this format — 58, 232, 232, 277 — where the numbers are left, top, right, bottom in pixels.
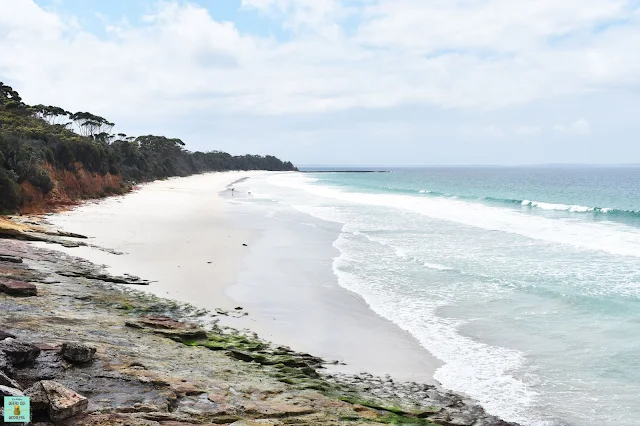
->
0, 83, 296, 212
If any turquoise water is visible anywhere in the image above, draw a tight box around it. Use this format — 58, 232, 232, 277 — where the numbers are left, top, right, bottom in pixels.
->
242, 167, 640, 426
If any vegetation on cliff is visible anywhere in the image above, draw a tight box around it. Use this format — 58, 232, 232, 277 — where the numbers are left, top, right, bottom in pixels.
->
0, 82, 297, 212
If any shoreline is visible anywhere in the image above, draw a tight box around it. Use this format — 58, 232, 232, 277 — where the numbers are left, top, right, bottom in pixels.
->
221, 183, 442, 383
0, 171, 520, 425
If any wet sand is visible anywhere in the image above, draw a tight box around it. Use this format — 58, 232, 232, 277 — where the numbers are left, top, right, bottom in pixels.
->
35, 171, 441, 383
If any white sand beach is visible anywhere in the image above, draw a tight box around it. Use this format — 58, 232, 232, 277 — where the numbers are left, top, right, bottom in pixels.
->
35, 171, 261, 310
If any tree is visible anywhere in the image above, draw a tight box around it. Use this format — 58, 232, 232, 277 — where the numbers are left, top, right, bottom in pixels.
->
31, 105, 70, 125
69, 112, 114, 137
0, 82, 27, 112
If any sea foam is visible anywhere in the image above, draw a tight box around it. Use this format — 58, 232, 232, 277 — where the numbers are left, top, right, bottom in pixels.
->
268, 174, 640, 258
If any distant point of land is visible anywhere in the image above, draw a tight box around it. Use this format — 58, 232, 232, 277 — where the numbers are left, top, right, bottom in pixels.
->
299, 170, 390, 173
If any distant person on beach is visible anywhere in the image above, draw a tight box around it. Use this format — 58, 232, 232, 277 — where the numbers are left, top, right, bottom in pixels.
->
231, 188, 234, 196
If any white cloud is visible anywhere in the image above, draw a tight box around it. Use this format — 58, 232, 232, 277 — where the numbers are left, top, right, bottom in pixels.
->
1, 0, 639, 165
1, 0, 639, 120
553, 119, 592, 135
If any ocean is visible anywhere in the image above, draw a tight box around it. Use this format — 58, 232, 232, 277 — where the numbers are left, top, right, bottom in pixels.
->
235, 167, 640, 426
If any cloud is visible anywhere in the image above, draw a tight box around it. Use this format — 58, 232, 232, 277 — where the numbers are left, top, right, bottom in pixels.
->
0, 0, 638, 164
1, 0, 639, 118
553, 119, 592, 135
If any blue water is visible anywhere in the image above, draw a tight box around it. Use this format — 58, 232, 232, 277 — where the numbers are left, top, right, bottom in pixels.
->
241, 167, 640, 426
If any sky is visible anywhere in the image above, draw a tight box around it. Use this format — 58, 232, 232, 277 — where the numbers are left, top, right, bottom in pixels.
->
1, 0, 640, 166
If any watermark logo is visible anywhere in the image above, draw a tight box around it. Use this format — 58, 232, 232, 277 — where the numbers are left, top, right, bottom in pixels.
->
3, 396, 30, 423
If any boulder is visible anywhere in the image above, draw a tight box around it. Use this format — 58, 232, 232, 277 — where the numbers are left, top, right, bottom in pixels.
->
0, 370, 21, 390
26, 380, 88, 421
24, 382, 49, 414
0, 354, 13, 374
0, 279, 37, 296
0, 385, 24, 397
0, 339, 41, 365
0, 330, 16, 340
60, 342, 96, 364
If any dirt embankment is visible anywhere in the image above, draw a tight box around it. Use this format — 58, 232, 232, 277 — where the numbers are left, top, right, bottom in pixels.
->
19, 162, 129, 214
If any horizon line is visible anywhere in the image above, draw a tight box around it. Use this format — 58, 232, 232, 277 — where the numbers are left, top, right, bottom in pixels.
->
296, 163, 640, 168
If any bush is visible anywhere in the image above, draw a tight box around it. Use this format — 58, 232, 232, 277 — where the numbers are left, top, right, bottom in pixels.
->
0, 168, 21, 212
28, 166, 54, 194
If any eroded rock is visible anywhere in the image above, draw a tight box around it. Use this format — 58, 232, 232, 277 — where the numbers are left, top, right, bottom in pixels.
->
27, 380, 88, 421
0, 384, 24, 397
125, 316, 207, 341
57, 270, 150, 285
0, 354, 13, 374
0, 279, 37, 296
0, 330, 16, 341
63, 413, 161, 425
60, 341, 96, 364
0, 370, 21, 390
0, 254, 22, 263
230, 420, 284, 426
25, 381, 49, 413
0, 339, 41, 365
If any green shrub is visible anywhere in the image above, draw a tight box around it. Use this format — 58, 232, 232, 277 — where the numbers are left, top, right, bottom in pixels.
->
0, 168, 21, 212
28, 166, 54, 194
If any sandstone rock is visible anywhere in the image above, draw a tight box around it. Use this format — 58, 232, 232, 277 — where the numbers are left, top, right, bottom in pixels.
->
60, 341, 96, 363
44, 380, 89, 420
56, 230, 88, 239
27, 380, 88, 421
0, 385, 24, 397
0, 279, 37, 296
115, 403, 160, 413
0, 254, 22, 263
35, 343, 59, 351
25, 381, 49, 413
0, 370, 21, 390
0, 354, 13, 374
138, 316, 195, 330
228, 349, 255, 363
0, 339, 41, 365
0, 330, 16, 340
63, 414, 161, 425
61, 241, 81, 248
243, 401, 316, 418
126, 316, 207, 340
229, 420, 283, 426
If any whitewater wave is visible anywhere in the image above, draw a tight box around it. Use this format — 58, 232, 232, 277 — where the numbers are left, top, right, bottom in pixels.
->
355, 232, 456, 272
483, 197, 638, 217
373, 183, 637, 218
266, 173, 640, 258
423, 192, 638, 217
424, 262, 455, 271
332, 231, 546, 425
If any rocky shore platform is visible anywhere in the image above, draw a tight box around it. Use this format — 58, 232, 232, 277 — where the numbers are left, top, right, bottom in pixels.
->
0, 217, 519, 426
